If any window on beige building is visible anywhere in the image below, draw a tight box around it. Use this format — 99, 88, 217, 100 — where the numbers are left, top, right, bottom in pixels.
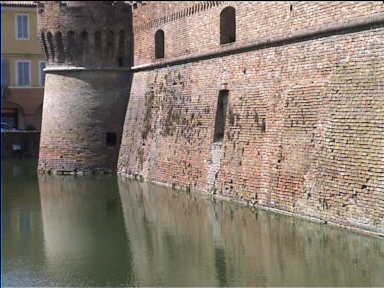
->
16, 14, 30, 40
16, 60, 31, 87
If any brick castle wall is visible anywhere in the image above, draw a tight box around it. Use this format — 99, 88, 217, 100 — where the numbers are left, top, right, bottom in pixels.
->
118, 2, 384, 234
39, 71, 131, 173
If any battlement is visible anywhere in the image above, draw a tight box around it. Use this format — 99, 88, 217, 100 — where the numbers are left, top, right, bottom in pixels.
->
132, 1, 225, 32
37, 1, 132, 68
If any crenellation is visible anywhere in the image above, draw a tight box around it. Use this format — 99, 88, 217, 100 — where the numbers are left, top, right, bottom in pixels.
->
37, 1, 132, 68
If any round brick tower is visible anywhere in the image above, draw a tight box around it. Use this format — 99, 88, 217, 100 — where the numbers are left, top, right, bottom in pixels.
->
37, 1, 133, 174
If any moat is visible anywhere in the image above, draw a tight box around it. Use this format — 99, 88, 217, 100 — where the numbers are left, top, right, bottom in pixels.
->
2, 159, 384, 287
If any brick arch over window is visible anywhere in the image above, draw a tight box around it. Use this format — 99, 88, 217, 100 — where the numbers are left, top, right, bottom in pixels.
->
220, 6, 236, 44
155, 29, 164, 59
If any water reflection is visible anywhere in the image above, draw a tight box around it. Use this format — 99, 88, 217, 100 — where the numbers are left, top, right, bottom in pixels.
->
2, 159, 384, 287
38, 174, 133, 287
118, 179, 220, 286
2, 160, 46, 287
118, 177, 384, 287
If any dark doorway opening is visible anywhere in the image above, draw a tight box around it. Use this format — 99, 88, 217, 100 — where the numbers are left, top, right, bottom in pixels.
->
106, 132, 117, 147
213, 90, 229, 142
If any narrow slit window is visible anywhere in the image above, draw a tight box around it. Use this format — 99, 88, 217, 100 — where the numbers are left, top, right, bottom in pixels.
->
41, 32, 50, 60
67, 31, 76, 62
47, 32, 55, 62
118, 30, 125, 66
155, 29, 164, 59
220, 7, 236, 44
94, 31, 102, 57
118, 57, 124, 67
106, 132, 117, 147
55, 32, 65, 63
213, 90, 229, 142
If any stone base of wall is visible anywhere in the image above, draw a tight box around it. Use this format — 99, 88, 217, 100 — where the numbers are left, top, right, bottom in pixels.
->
37, 168, 114, 175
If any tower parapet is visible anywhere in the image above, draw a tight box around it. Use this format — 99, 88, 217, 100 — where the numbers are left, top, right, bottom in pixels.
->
37, 1, 132, 68
37, 1, 133, 174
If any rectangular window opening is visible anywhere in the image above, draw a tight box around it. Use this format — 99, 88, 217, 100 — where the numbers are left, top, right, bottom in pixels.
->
213, 90, 229, 143
106, 132, 117, 147
16, 14, 29, 40
16, 61, 31, 87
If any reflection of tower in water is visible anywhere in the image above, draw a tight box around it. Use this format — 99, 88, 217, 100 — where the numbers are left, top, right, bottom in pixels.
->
38, 174, 134, 286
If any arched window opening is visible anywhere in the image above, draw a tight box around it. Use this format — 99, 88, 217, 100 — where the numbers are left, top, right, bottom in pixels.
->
220, 6, 236, 44
40, 32, 50, 60
155, 29, 164, 59
55, 32, 65, 63
46, 32, 55, 62
213, 90, 229, 143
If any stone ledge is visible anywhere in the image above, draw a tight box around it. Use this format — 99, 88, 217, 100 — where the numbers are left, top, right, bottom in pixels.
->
44, 66, 132, 72
38, 168, 114, 176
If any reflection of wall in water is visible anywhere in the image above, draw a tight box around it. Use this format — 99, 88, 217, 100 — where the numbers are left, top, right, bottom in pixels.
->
118, 177, 220, 286
4, 160, 44, 266
38, 175, 133, 286
217, 202, 384, 286
118, 177, 384, 286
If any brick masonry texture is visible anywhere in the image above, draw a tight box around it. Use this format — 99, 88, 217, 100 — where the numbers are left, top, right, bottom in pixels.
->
37, 1, 132, 174
37, 1, 384, 234
117, 2, 384, 234
39, 70, 131, 173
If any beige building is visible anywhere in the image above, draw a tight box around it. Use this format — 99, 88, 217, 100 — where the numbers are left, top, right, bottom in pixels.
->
1, 1, 45, 130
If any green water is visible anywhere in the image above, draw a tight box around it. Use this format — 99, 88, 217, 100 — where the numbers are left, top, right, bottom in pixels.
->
2, 159, 384, 287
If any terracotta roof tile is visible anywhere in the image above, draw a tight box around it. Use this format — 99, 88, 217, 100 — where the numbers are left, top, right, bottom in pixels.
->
0, 1, 36, 7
